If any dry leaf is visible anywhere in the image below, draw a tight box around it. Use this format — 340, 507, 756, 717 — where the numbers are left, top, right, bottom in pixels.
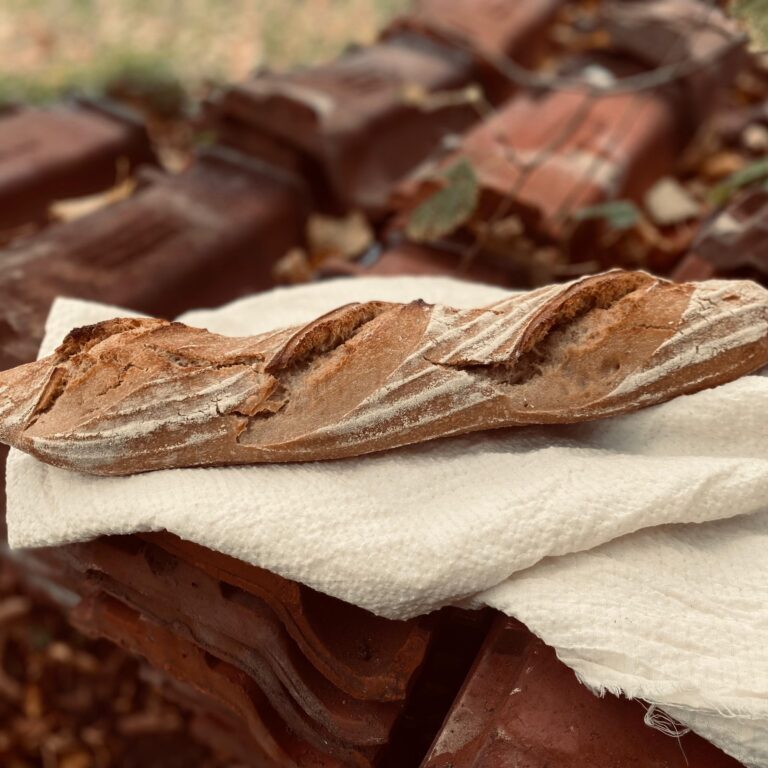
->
49, 178, 136, 223
401, 83, 485, 112
272, 247, 315, 284
699, 151, 748, 181
307, 211, 373, 264
644, 178, 700, 226
742, 123, 768, 152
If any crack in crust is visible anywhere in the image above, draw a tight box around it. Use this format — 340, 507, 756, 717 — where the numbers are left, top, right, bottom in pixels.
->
0, 270, 767, 476
442, 272, 656, 387
267, 301, 395, 374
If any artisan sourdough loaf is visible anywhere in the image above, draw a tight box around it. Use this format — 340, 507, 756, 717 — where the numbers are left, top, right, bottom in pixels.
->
1, 270, 767, 476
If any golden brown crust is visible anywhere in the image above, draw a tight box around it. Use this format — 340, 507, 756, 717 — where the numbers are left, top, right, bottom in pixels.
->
0, 271, 767, 476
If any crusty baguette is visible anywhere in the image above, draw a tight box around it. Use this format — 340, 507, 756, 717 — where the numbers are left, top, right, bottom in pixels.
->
1, 270, 767, 476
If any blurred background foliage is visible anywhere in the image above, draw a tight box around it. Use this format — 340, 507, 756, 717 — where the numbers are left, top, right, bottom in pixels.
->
0, 0, 410, 108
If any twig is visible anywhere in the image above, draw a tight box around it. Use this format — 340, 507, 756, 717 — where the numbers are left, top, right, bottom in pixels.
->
485, 36, 745, 94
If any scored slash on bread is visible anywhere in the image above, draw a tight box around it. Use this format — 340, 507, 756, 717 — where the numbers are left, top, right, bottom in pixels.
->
0, 270, 767, 476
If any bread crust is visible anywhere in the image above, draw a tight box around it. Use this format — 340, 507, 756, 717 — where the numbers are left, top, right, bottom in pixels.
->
1, 271, 767, 476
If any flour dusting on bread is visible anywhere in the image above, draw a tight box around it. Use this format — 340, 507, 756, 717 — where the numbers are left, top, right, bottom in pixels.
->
0, 270, 766, 475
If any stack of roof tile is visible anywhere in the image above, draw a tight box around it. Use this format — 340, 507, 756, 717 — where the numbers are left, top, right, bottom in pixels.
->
14, 536, 741, 767
17, 534, 492, 767
383, 0, 746, 284
203, 0, 565, 218
204, 30, 481, 218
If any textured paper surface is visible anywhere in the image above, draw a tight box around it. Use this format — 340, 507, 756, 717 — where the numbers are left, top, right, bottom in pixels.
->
6, 277, 768, 766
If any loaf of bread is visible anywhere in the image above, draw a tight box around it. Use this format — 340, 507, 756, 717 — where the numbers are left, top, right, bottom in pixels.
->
1, 270, 767, 476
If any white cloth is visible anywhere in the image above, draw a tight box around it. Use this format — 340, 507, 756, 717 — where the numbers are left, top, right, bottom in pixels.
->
5, 277, 768, 767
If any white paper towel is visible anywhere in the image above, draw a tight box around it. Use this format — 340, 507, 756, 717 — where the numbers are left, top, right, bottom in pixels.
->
5, 277, 768, 766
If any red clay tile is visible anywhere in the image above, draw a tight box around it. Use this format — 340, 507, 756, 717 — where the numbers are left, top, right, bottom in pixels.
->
675, 189, 768, 283
205, 31, 481, 217
395, 58, 684, 240
422, 615, 742, 768
319, 241, 515, 287
72, 593, 355, 767
57, 535, 410, 751
142, 532, 432, 705
604, 0, 746, 128
386, 0, 564, 101
0, 146, 309, 370
0, 101, 155, 231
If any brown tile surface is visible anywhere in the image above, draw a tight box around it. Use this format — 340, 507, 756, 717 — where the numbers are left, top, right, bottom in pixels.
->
423, 615, 743, 768
318, 241, 515, 287
56, 536, 412, 752
676, 189, 768, 283
205, 31, 481, 217
0, 101, 155, 232
386, 0, 564, 101
395, 56, 685, 240
604, 0, 746, 129
38, 532, 448, 765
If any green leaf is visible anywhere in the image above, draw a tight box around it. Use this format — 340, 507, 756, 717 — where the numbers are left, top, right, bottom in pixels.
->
732, 0, 768, 49
407, 159, 479, 242
572, 200, 640, 231
709, 157, 768, 205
